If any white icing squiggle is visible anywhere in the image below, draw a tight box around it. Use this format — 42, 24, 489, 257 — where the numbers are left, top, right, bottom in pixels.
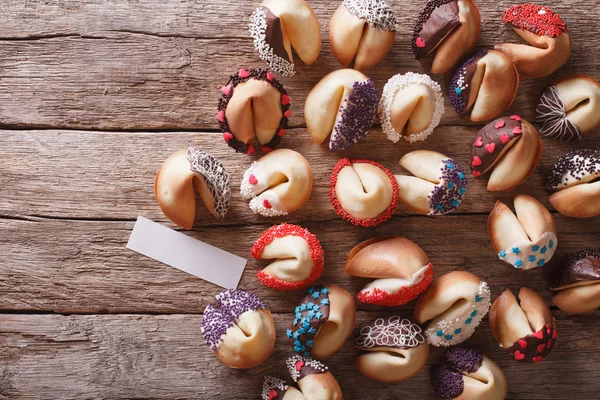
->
355, 316, 424, 349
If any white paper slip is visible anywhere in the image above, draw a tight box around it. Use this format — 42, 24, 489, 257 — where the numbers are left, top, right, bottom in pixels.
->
127, 216, 246, 289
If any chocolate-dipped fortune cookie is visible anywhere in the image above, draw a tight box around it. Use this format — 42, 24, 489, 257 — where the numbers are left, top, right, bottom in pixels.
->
469, 115, 542, 191
249, 0, 321, 76
155, 148, 230, 229
354, 316, 429, 382
489, 287, 557, 363
262, 376, 306, 400
286, 355, 343, 400
412, 0, 481, 74
329, 0, 396, 71
548, 248, 600, 314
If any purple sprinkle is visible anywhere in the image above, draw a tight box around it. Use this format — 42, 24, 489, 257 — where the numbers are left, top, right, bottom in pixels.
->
330, 79, 378, 151
448, 49, 488, 115
430, 364, 464, 399
201, 289, 267, 351
445, 348, 483, 373
427, 158, 467, 215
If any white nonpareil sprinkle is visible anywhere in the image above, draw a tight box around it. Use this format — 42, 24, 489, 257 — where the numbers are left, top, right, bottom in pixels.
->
343, 0, 397, 31
249, 8, 295, 76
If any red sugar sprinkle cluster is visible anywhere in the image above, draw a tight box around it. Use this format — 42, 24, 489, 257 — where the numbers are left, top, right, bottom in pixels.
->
502, 4, 567, 38
251, 223, 324, 291
356, 263, 433, 306
329, 158, 399, 228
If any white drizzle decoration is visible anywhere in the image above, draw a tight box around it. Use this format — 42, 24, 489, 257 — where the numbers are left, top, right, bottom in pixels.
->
536, 85, 583, 141
186, 148, 231, 219
354, 316, 424, 349
343, 0, 397, 31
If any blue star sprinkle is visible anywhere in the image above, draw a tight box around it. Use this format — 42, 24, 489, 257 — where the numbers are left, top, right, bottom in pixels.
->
540, 246, 547, 254
515, 260, 523, 268
532, 245, 540, 252
537, 259, 545, 267
512, 247, 520, 254
499, 250, 507, 258
528, 255, 536, 262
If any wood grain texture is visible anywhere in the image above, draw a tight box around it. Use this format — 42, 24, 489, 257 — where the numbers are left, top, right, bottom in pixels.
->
0, 311, 598, 399
0, 1, 598, 130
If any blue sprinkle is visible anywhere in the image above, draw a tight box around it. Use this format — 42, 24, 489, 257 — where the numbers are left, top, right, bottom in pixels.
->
286, 329, 292, 338
299, 303, 307, 311
455, 87, 463, 95
466, 318, 473, 325
308, 327, 317, 334
293, 318, 298, 325
436, 330, 443, 337
306, 340, 314, 347
297, 327, 305, 335
303, 350, 310, 357
446, 163, 455, 170
459, 187, 466, 195
307, 310, 315, 318
471, 310, 478, 317
452, 200, 460, 207
444, 335, 453, 340
315, 312, 323, 320
308, 287, 315, 294
311, 292, 320, 299
549, 240, 554, 248
528, 255, 536, 262
537, 259, 545, 267
293, 331, 300, 339
301, 317, 309, 326
321, 287, 329, 294
311, 303, 320, 310
435, 203, 444, 210
475, 295, 483, 302
512, 247, 521, 254
454, 328, 462, 334
532, 245, 540, 252
499, 250, 507, 258
294, 346, 301, 352
448, 181, 454, 189
295, 311, 302, 319
320, 298, 329, 306
540, 246, 547, 254
458, 172, 465, 180
515, 260, 523, 268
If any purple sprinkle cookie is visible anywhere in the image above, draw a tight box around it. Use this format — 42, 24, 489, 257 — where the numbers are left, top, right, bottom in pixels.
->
449, 49, 488, 116
430, 364, 464, 399
330, 79, 378, 151
427, 158, 468, 215
444, 348, 483, 373
201, 289, 267, 351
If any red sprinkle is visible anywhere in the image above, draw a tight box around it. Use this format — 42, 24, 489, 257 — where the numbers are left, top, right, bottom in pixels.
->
518, 339, 528, 349
239, 68, 250, 78
502, 4, 567, 38
485, 143, 496, 153
223, 132, 233, 142
356, 263, 433, 306
329, 158, 399, 228
262, 147, 272, 153
281, 94, 291, 105
472, 171, 481, 178
251, 223, 325, 291
248, 174, 258, 185
266, 72, 274, 81
474, 137, 483, 147
278, 128, 286, 137
263, 199, 272, 209
471, 156, 482, 167
247, 145, 255, 155
495, 120, 505, 129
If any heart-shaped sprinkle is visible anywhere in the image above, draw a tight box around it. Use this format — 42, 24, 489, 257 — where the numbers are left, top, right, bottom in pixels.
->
284, 109, 291, 118
511, 115, 521, 121
278, 128, 286, 137
486, 143, 496, 153
266, 72, 274, 81
547, 339, 553, 348
416, 37, 426, 48
223, 132, 233, 142
512, 126, 522, 135
472, 171, 481, 178
472, 156, 482, 167
495, 120, 505, 129
248, 174, 258, 185
263, 199, 272, 209
474, 137, 483, 147
217, 110, 225, 122
247, 145, 255, 155
518, 339, 528, 349
533, 356, 543, 363
295, 360, 304, 371
500, 133, 510, 144
552, 330, 558, 339
268, 389, 278, 400
533, 330, 544, 339
546, 325, 552, 334
537, 343, 546, 353
221, 85, 232, 96
262, 146, 272, 153
239, 68, 250, 78
281, 94, 291, 105
514, 351, 525, 361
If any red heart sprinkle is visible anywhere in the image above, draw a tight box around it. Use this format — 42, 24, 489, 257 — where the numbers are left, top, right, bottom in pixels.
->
263, 199, 272, 209
217, 110, 225, 122
221, 85, 232, 96
537, 343, 546, 353
295, 360, 304, 371
281, 94, 291, 105
239, 68, 250, 78
495, 120, 505, 129
268, 389, 278, 400
284, 109, 291, 118
262, 147, 272, 153
248, 174, 258, 185
512, 126, 522, 135
416, 37, 426, 48
533, 330, 544, 339
500, 133, 510, 144
472, 171, 481, 178
278, 128, 286, 137
533, 356, 543, 363
511, 115, 521, 121
266, 72, 274, 81
471, 156, 482, 167
547, 339, 553, 348
486, 143, 496, 153
223, 132, 233, 142
518, 339, 528, 349
247, 145, 255, 155
514, 351, 525, 361
552, 330, 558, 339
474, 137, 483, 147
546, 325, 551, 334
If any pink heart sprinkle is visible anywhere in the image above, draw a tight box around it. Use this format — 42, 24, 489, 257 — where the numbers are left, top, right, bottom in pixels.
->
295, 360, 304, 371
511, 115, 521, 121
512, 126, 522, 135
278, 128, 286, 137
474, 137, 483, 147
533, 330, 544, 339
221, 85, 232, 96
281, 94, 291, 105
547, 339, 553, 348
248, 174, 258, 185
262, 146, 272, 153
266, 72, 274, 81
518, 339, 528, 349
472, 171, 481, 178
500, 133, 510, 144
495, 120, 505, 129
223, 132, 233, 142
217, 110, 225, 122
486, 143, 496, 153
537, 343, 546, 353
514, 351, 525, 361
416, 37, 426, 48
471, 156, 482, 167
263, 199, 272, 209
247, 145, 255, 155
284, 109, 291, 118
239, 68, 250, 78
533, 356, 543, 363
268, 389, 278, 400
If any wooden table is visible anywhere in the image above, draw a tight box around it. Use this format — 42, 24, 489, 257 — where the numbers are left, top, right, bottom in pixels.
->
0, 1, 598, 399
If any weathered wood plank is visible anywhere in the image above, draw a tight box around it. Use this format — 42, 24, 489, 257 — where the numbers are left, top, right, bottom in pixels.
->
0, 1, 598, 129
0, 214, 597, 314
2, 129, 599, 223
0, 311, 597, 399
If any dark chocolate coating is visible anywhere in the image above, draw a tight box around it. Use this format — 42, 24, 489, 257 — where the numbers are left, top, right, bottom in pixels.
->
505, 324, 557, 363
470, 116, 522, 177
548, 247, 600, 290
417, 2, 460, 56
261, 7, 291, 63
